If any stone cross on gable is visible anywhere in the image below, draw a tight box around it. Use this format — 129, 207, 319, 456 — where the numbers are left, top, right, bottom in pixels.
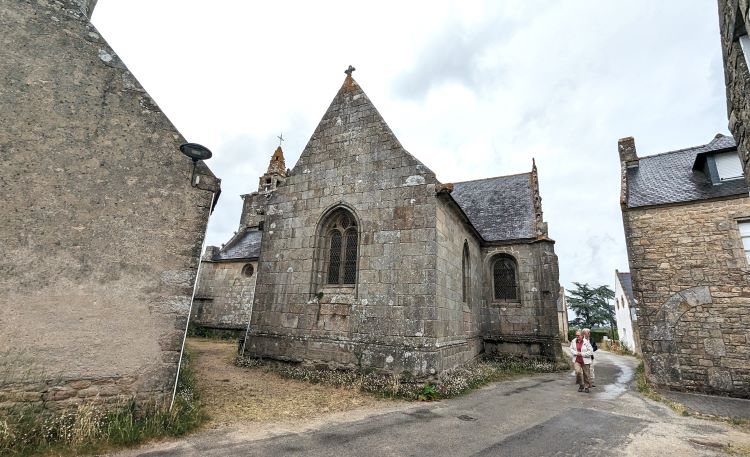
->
345, 65, 356, 75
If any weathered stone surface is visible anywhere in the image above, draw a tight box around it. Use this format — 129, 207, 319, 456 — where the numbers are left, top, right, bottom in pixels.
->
1, 1, 218, 409
192, 260, 257, 330
621, 153, 750, 397
234, 73, 561, 374
718, 0, 750, 187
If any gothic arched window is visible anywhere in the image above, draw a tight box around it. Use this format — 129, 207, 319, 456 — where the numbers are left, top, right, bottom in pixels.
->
493, 255, 518, 300
324, 210, 358, 285
462, 242, 470, 303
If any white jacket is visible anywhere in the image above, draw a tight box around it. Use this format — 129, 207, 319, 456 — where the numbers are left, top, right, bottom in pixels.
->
569, 338, 594, 365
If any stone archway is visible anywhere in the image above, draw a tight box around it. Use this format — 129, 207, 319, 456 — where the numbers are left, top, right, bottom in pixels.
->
644, 286, 713, 388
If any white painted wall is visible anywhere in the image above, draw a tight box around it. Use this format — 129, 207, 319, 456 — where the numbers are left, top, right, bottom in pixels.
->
614, 272, 638, 353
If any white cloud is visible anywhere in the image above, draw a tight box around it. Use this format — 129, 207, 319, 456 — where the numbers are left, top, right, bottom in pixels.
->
92, 1, 729, 291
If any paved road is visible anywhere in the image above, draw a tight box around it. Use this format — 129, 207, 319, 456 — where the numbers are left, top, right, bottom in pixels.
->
115, 351, 750, 456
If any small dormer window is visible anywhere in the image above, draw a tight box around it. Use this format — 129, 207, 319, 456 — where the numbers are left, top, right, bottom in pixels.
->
714, 152, 743, 181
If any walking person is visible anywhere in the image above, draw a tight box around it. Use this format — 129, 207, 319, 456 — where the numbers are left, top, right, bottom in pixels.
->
570, 329, 593, 393
583, 328, 597, 387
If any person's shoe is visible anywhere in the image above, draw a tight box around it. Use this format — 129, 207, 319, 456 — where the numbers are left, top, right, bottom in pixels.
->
578, 386, 584, 392
591, 384, 596, 387
584, 388, 590, 393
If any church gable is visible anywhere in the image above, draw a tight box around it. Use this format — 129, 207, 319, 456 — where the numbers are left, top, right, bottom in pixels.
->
290, 70, 438, 188
240, 69, 563, 375
248, 70, 445, 374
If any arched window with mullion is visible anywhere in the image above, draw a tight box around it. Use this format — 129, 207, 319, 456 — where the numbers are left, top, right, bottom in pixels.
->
324, 210, 358, 286
493, 255, 518, 301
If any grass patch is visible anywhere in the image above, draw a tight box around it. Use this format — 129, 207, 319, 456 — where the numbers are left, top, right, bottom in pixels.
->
600, 339, 634, 356
723, 443, 750, 457
0, 350, 206, 456
236, 354, 565, 401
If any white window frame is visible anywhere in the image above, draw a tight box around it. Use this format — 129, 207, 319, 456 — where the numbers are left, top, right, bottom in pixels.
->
739, 220, 750, 264
715, 151, 744, 181
741, 34, 750, 68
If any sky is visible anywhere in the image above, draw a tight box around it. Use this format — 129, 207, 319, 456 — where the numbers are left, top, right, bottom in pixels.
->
92, 1, 729, 293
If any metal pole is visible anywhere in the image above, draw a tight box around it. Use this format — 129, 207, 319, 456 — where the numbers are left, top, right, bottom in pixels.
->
170, 191, 214, 411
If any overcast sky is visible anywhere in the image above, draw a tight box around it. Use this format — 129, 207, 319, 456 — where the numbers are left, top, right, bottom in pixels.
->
92, 1, 729, 293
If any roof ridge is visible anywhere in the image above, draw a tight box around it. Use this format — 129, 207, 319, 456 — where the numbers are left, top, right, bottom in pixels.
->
640, 144, 709, 159
288, 69, 438, 183
641, 137, 736, 160
453, 171, 532, 185
217, 226, 255, 254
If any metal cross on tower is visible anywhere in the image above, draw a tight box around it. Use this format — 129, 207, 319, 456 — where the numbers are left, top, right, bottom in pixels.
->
277, 133, 284, 146
345, 65, 356, 75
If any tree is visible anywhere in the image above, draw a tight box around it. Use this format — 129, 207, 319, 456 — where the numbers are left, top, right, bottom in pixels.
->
567, 282, 616, 337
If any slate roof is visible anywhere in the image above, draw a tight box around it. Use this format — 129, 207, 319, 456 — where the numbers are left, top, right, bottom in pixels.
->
617, 271, 635, 305
213, 228, 262, 261
626, 134, 748, 208
451, 173, 537, 242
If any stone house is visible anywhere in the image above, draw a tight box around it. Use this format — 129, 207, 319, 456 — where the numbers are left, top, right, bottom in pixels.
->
718, 0, 750, 187
618, 134, 750, 397
614, 271, 640, 355
196, 70, 562, 375
1, 0, 219, 409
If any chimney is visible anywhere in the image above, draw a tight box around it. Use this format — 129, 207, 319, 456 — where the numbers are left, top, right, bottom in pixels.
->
618, 137, 638, 163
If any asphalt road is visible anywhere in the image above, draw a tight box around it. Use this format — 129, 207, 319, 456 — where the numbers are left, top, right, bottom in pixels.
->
114, 350, 750, 456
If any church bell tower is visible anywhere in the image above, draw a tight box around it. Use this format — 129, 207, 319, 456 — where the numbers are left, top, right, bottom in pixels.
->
258, 145, 286, 192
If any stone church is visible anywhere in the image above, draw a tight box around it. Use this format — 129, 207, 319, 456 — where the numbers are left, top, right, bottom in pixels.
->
195, 69, 562, 375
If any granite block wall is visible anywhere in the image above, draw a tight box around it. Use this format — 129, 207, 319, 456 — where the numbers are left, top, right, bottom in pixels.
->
481, 241, 562, 360
623, 198, 750, 397
433, 198, 484, 369
244, 75, 446, 375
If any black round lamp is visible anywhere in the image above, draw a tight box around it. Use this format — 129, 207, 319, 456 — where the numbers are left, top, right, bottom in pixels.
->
179, 143, 212, 186
179, 143, 213, 162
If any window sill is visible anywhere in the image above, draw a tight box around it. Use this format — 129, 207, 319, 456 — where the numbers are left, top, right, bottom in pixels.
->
486, 301, 523, 308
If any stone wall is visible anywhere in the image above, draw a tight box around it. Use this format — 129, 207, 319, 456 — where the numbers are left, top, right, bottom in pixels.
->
481, 241, 562, 360
718, 0, 750, 186
622, 197, 750, 397
0, 0, 219, 409
245, 75, 450, 375
433, 197, 484, 370
193, 260, 257, 330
